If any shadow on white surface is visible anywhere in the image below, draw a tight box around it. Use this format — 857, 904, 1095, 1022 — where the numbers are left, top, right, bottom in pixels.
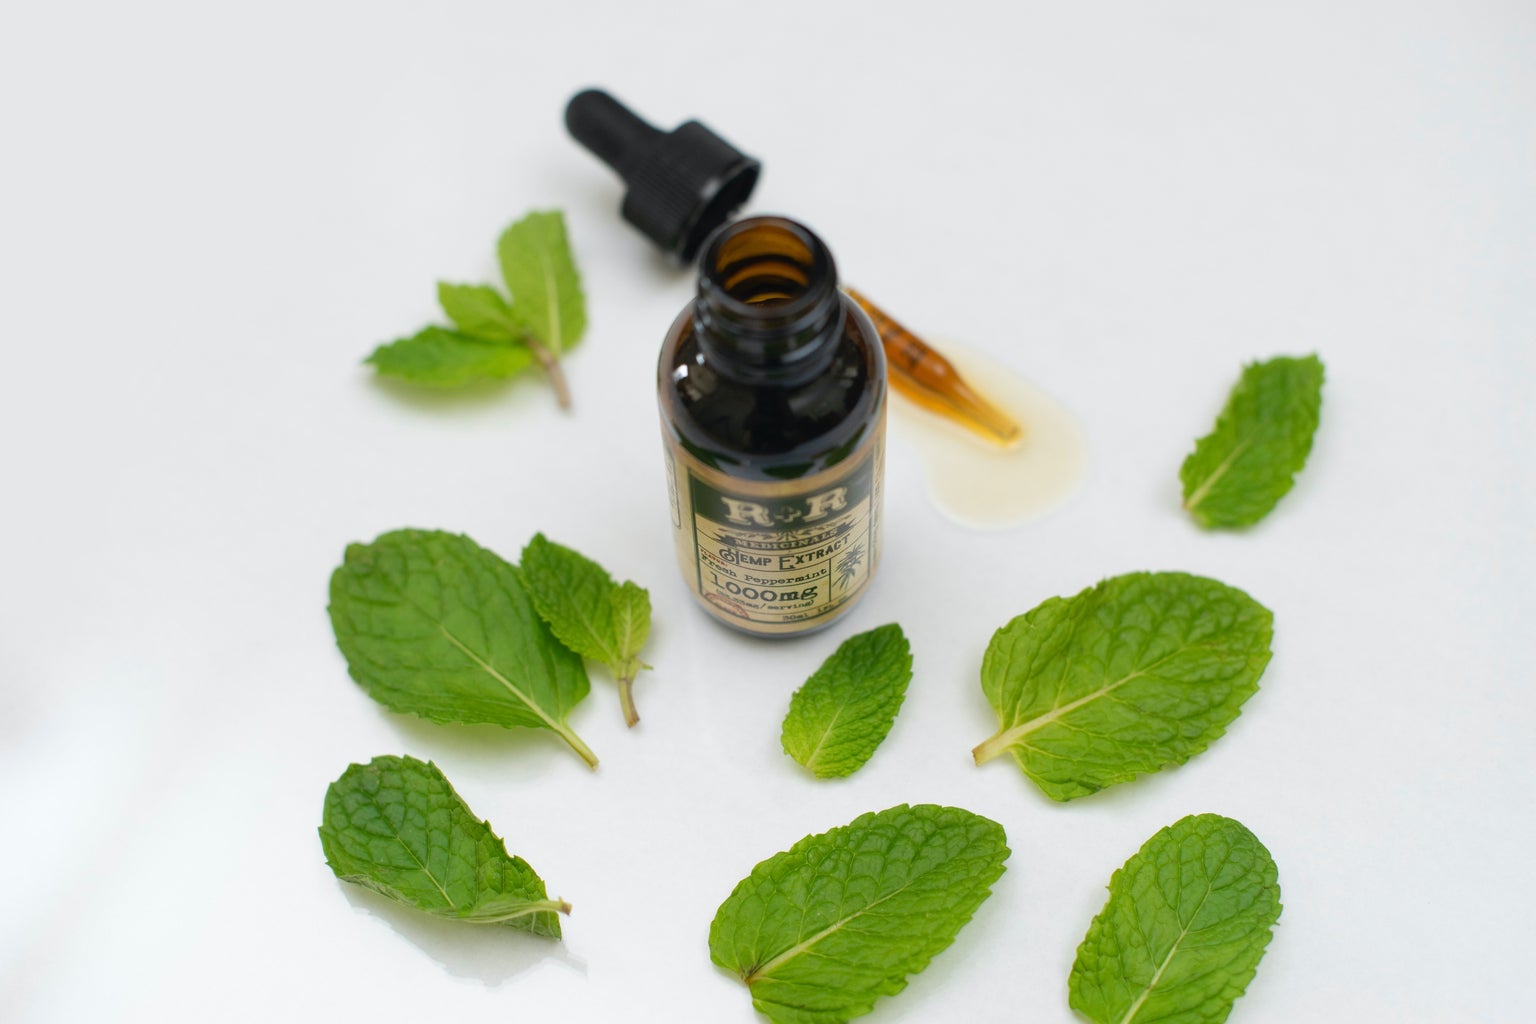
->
366, 374, 536, 414
379, 711, 583, 777
340, 884, 587, 986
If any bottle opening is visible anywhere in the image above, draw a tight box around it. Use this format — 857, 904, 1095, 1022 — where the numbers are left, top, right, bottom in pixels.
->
695, 216, 843, 380
704, 217, 828, 312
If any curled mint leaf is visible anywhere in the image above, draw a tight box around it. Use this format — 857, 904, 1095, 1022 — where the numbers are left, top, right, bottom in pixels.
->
520, 533, 652, 728
781, 623, 912, 779
709, 804, 1008, 1024
1070, 814, 1281, 1024
364, 326, 533, 387
972, 572, 1272, 801
1181, 354, 1325, 529
319, 755, 570, 937
327, 529, 599, 768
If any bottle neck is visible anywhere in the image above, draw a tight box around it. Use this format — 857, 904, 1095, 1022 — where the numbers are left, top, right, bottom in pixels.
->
693, 216, 845, 386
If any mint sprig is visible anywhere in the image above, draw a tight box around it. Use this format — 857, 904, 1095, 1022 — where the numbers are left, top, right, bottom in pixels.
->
520, 533, 652, 728
327, 529, 599, 768
365, 209, 586, 408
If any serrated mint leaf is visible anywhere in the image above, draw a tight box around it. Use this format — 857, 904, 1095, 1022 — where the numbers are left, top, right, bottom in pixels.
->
972, 572, 1272, 801
364, 326, 533, 387
521, 533, 652, 728
709, 804, 1008, 1024
1181, 354, 1325, 528
498, 210, 587, 354
1070, 814, 1281, 1024
327, 529, 599, 767
781, 624, 912, 779
319, 755, 570, 937
436, 281, 520, 341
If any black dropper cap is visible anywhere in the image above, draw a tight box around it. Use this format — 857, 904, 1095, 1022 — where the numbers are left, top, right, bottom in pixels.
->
565, 89, 761, 265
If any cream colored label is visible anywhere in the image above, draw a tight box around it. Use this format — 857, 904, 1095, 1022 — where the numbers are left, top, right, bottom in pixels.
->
666, 427, 883, 634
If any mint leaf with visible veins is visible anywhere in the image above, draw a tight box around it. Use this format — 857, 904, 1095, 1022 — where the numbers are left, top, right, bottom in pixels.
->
319, 754, 570, 937
520, 533, 651, 728
1070, 814, 1281, 1024
365, 326, 533, 387
327, 529, 599, 768
1181, 354, 1325, 528
709, 804, 1008, 1024
436, 281, 521, 341
781, 624, 912, 779
972, 572, 1272, 800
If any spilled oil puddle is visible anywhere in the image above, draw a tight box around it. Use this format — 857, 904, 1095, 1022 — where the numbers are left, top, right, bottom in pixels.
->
889, 341, 1087, 529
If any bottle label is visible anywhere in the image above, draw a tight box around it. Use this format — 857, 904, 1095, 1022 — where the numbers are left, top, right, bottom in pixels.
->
665, 428, 883, 635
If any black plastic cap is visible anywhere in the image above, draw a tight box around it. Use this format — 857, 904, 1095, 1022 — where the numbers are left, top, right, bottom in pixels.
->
565, 89, 761, 265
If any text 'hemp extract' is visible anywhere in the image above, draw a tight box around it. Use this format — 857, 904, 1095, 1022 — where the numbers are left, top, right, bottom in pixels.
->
659, 216, 887, 637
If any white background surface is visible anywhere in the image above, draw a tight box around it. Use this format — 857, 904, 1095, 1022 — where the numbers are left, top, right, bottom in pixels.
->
2, 2, 1533, 1021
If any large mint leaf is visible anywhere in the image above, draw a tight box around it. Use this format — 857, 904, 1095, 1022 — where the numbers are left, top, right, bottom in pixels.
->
327, 530, 598, 767
972, 572, 1272, 801
1181, 354, 1325, 528
520, 533, 651, 727
1070, 814, 1281, 1024
709, 804, 1008, 1024
781, 624, 912, 779
319, 755, 568, 937
497, 210, 586, 354
364, 326, 533, 386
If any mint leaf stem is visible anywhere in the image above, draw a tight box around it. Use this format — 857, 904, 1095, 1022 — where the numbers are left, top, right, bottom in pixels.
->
523, 334, 571, 409
558, 723, 600, 769
970, 730, 1014, 766
616, 664, 640, 728
468, 898, 573, 923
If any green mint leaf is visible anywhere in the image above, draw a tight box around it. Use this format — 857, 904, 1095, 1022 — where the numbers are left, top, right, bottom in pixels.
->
608, 580, 652, 680
364, 326, 533, 387
972, 572, 1272, 801
520, 533, 652, 728
319, 755, 569, 937
327, 530, 599, 768
1181, 354, 1325, 528
436, 281, 520, 341
497, 209, 587, 354
710, 804, 1007, 1024
1070, 814, 1281, 1024
780, 624, 912, 779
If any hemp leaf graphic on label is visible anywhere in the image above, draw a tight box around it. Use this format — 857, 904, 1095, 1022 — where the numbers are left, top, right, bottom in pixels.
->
834, 543, 865, 588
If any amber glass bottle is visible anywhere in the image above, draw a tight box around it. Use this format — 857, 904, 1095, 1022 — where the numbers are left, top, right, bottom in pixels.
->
658, 216, 886, 637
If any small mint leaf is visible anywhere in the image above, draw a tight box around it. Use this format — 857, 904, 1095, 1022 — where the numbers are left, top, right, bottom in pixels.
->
364, 326, 532, 387
1181, 354, 1325, 528
436, 282, 520, 342
781, 624, 912, 779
